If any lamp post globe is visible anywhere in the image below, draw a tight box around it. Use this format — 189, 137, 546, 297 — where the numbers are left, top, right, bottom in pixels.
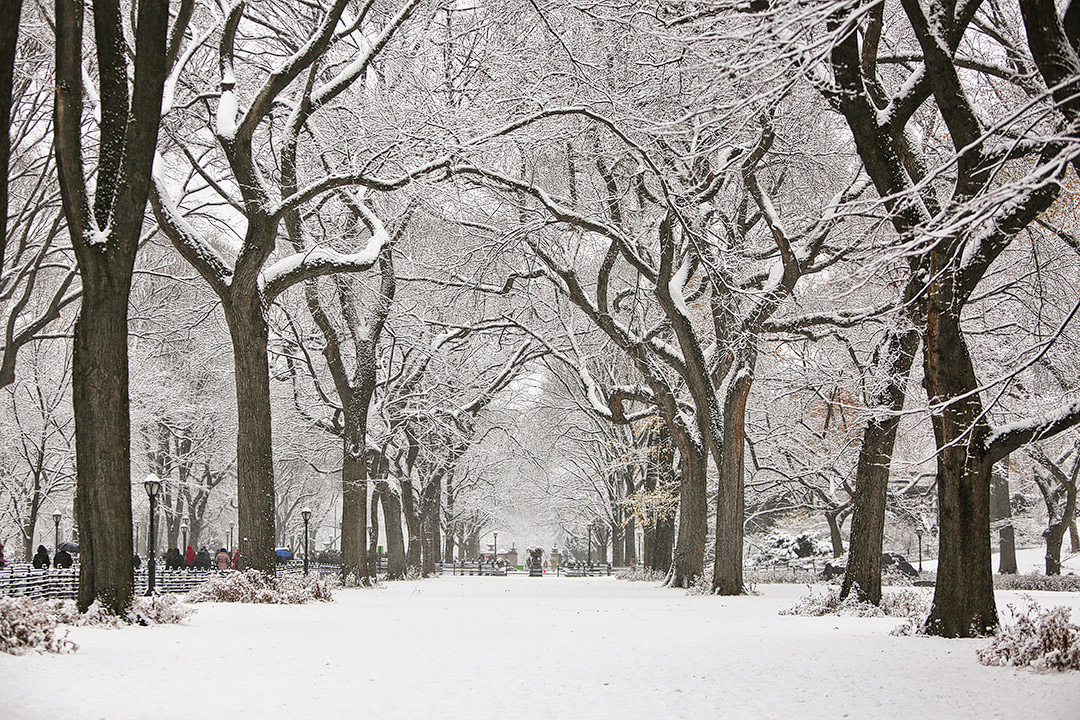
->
301, 508, 312, 575
143, 475, 161, 595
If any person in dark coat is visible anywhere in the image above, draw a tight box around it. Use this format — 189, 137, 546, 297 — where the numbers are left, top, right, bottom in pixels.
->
194, 547, 212, 570
0, 541, 6, 569
184, 545, 195, 570
165, 547, 182, 570
214, 548, 231, 570
53, 547, 73, 568
32, 545, 51, 569
133, 553, 142, 569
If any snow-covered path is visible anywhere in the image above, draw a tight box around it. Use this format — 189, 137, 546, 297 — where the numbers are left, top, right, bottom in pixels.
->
2, 577, 1078, 719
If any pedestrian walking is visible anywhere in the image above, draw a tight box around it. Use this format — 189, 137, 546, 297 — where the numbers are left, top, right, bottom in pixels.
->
215, 548, 231, 570
32, 545, 51, 569
184, 545, 195, 570
53, 547, 74, 568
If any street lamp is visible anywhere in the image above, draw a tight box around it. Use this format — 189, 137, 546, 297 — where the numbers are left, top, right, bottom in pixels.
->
916, 527, 924, 573
301, 507, 312, 576
493, 531, 498, 564
53, 511, 61, 549
144, 475, 161, 595
181, 514, 189, 549
229, 521, 235, 552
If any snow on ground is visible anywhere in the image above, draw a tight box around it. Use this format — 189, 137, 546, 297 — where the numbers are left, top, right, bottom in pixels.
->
2, 577, 1078, 720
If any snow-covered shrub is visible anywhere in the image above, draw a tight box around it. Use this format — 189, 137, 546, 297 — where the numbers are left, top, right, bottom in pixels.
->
879, 588, 931, 618
977, 597, 1080, 671
38, 596, 194, 627
615, 567, 667, 583
0, 597, 77, 655
782, 586, 931, 619
746, 566, 818, 585
993, 573, 1080, 593
185, 569, 333, 604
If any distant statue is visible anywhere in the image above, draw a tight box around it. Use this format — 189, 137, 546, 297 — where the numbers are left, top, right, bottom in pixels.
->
527, 547, 544, 577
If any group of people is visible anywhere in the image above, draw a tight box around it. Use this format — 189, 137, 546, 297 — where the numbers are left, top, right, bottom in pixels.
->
162, 545, 237, 571
31, 545, 73, 569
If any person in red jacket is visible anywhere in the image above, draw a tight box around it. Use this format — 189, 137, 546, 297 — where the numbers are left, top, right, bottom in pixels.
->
184, 545, 195, 570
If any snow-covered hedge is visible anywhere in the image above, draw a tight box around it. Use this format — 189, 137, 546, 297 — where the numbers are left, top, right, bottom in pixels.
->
42, 596, 195, 627
993, 573, 1080, 593
615, 567, 668, 583
977, 597, 1080, 672
0, 597, 77, 655
185, 569, 333, 604
781, 587, 931, 619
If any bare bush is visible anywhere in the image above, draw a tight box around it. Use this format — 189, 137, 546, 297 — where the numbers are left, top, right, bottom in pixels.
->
0, 597, 77, 655
977, 597, 1080, 672
993, 574, 1080, 593
782, 587, 931, 619
615, 567, 668, 583
185, 570, 334, 604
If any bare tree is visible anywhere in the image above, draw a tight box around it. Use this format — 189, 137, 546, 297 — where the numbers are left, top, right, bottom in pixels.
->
53, 0, 184, 613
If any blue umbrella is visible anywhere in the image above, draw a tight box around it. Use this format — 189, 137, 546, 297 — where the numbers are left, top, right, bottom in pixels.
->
275, 548, 293, 559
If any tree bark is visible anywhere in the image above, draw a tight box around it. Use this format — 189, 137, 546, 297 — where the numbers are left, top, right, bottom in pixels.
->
670, 446, 707, 587
400, 478, 422, 575
991, 463, 1017, 574
923, 298, 996, 637
378, 480, 406, 580
841, 326, 919, 604
54, 0, 172, 614
223, 300, 277, 574
712, 352, 754, 595
825, 509, 845, 559
340, 400, 369, 583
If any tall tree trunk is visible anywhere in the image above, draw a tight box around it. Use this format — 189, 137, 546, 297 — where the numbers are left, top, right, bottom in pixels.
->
73, 283, 134, 613
340, 401, 368, 583
420, 478, 439, 576
378, 481, 406, 580
923, 298, 996, 637
400, 478, 422, 574
611, 511, 624, 566
444, 475, 455, 562
841, 326, 919, 603
825, 509, 845, 558
224, 302, 277, 574
54, 0, 172, 615
1069, 518, 1079, 553
991, 461, 1017, 574
644, 425, 675, 574
670, 446, 707, 587
712, 353, 754, 595
0, 0, 21, 276
624, 475, 636, 565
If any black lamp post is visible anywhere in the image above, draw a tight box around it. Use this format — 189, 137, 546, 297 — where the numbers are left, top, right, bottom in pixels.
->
302, 507, 312, 575
181, 513, 189, 551
493, 531, 498, 565
916, 527, 924, 573
229, 521, 235, 552
53, 511, 61, 549
144, 475, 161, 595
